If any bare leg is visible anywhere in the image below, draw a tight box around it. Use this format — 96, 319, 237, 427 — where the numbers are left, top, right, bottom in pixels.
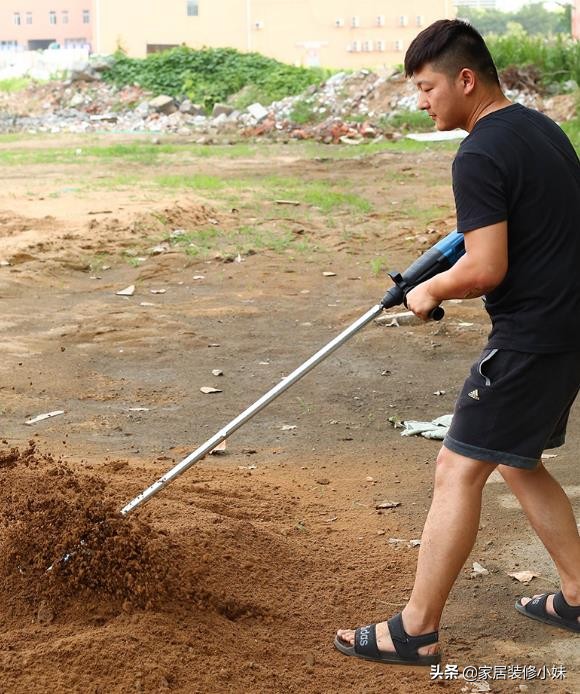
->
336, 446, 496, 654
499, 463, 580, 621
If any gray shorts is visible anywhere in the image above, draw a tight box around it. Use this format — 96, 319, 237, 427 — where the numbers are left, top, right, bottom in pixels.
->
444, 348, 580, 469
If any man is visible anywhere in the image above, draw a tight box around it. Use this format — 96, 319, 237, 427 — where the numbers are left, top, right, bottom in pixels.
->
334, 19, 580, 666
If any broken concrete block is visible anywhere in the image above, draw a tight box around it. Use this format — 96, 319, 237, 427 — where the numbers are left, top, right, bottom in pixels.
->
149, 95, 178, 115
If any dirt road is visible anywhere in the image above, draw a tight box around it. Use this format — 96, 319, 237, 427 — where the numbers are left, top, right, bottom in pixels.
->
0, 135, 578, 693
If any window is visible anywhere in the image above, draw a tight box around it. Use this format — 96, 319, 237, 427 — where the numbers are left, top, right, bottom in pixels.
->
416, 15, 424, 27
399, 15, 408, 27
49, 11, 57, 25
83, 9, 90, 24
335, 18, 344, 28
26, 12, 32, 24
362, 40, 372, 52
1, 40, 19, 51
377, 15, 385, 27
62, 11, 69, 24
394, 39, 404, 51
14, 12, 21, 25
187, 1, 199, 16
376, 40, 386, 52
351, 16, 360, 28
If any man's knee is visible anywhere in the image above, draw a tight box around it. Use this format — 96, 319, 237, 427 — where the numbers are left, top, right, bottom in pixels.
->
434, 445, 496, 489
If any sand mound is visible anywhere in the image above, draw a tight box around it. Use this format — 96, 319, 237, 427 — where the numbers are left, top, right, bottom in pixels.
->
0, 442, 179, 611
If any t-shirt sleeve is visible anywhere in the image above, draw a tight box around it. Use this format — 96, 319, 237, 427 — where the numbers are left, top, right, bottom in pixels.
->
452, 151, 508, 233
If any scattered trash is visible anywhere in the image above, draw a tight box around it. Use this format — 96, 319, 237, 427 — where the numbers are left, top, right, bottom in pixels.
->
507, 570, 539, 584
193, 275, 205, 280
433, 390, 446, 396
25, 410, 65, 425
275, 199, 300, 206
116, 285, 135, 296
322, 271, 336, 277
409, 539, 421, 547
200, 386, 222, 394
406, 129, 468, 141
150, 288, 167, 294
471, 561, 489, 577
280, 424, 297, 431
401, 414, 453, 440
375, 311, 420, 327
128, 407, 149, 412
541, 453, 558, 460
211, 369, 224, 377
210, 440, 227, 455
376, 501, 401, 509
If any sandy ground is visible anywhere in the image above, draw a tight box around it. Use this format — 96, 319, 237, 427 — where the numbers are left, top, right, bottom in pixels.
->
0, 134, 578, 693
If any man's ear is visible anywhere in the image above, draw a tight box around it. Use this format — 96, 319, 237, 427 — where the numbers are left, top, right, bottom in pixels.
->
459, 68, 476, 95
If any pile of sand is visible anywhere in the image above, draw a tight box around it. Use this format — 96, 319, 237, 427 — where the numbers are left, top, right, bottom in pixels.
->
0, 441, 179, 611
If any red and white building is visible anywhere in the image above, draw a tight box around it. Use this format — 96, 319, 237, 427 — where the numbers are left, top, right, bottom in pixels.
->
0, 2, 94, 51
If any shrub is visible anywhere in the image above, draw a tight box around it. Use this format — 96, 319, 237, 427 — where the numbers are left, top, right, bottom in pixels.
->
102, 46, 328, 111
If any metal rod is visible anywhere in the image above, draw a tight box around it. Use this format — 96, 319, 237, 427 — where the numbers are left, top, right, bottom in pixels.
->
121, 303, 384, 515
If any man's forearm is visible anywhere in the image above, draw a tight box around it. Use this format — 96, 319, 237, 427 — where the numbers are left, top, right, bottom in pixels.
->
425, 253, 500, 302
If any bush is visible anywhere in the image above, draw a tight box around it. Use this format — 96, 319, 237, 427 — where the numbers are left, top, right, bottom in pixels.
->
487, 33, 580, 86
102, 46, 328, 111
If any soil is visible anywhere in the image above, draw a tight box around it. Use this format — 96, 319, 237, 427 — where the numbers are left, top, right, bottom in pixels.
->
0, 134, 578, 694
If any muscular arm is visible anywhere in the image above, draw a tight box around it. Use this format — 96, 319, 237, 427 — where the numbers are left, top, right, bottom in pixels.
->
406, 221, 508, 320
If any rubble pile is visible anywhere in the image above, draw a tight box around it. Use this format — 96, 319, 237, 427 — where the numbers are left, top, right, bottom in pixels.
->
0, 63, 575, 143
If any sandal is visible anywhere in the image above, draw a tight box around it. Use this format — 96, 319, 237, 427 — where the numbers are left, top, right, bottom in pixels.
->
334, 612, 441, 666
515, 592, 580, 633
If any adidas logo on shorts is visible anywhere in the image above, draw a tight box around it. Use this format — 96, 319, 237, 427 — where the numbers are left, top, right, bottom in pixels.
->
468, 389, 480, 400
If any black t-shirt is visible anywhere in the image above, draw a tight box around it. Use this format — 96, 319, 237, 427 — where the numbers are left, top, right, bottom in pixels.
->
452, 103, 580, 353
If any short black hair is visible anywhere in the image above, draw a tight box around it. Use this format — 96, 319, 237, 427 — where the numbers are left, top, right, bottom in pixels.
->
404, 19, 500, 86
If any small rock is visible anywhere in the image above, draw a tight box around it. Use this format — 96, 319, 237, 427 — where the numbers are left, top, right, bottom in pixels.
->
200, 386, 222, 394
212, 369, 223, 376
149, 95, 177, 115
116, 285, 135, 296
375, 501, 400, 509
316, 478, 330, 485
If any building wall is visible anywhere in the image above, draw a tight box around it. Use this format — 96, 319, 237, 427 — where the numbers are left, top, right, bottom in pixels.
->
0, 1, 94, 51
95, 0, 454, 69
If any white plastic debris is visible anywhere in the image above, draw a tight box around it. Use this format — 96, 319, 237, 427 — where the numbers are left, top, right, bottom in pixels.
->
200, 386, 222, 394
471, 561, 489, 577
406, 129, 468, 141
25, 410, 65, 425
507, 570, 539, 584
116, 285, 135, 296
401, 414, 453, 440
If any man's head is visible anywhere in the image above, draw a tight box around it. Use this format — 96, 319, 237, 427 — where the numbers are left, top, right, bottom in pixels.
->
404, 19, 499, 86
404, 20, 502, 131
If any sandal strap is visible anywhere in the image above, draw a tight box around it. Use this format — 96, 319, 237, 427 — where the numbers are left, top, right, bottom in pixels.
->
524, 593, 550, 618
354, 623, 380, 658
387, 612, 439, 661
553, 592, 580, 621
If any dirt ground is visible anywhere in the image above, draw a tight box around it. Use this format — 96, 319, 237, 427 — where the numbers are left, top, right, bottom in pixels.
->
0, 134, 578, 694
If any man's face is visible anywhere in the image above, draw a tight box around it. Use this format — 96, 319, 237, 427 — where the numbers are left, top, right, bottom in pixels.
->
412, 64, 466, 131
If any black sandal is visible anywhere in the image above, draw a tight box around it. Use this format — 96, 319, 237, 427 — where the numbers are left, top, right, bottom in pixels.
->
334, 612, 441, 666
515, 592, 580, 633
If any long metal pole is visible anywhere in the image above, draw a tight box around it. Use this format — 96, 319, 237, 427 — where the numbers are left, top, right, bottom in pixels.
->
121, 303, 383, 515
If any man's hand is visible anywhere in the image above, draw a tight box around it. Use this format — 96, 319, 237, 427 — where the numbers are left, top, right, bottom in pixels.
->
406, 221, 508, 320
406, 281, 441, 321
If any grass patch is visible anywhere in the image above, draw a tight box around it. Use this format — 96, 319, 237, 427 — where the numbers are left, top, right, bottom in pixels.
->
155, 174, 228, 191
168, 224, 311, 258
0, 77, 33, 93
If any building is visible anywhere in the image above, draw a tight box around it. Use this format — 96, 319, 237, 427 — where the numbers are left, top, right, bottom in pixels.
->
0, 1, 94, 52
94, 0, 454, 69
